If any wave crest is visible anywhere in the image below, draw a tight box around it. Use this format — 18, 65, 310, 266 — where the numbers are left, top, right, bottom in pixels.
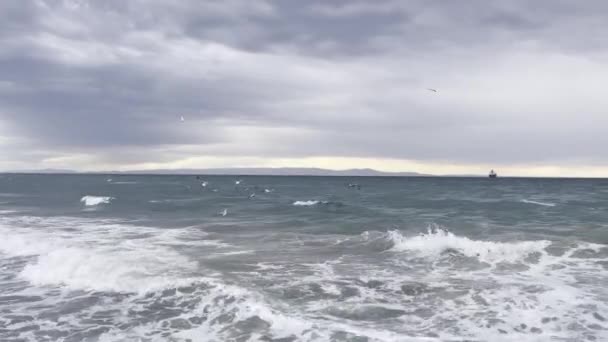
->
387, 227, 551, 263
80, 195, 114, 206
0, 216, 204, 294
521, 199, 556, 207
293, 200, 320, 206
20, 247, 199, 293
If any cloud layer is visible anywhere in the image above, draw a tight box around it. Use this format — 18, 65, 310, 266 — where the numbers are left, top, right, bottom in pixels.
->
1, 0, 607, 175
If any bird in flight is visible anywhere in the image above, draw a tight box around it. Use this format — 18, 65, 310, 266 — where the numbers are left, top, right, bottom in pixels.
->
427, 88, 438, 93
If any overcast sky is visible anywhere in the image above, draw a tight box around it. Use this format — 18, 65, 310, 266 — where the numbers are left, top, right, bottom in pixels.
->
1, 0, 608, 176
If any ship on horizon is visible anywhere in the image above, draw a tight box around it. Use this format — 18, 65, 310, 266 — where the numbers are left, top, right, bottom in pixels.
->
489, 170, 497, 178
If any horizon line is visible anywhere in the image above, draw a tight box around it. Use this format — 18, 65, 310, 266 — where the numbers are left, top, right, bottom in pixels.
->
2, 169, 608, 179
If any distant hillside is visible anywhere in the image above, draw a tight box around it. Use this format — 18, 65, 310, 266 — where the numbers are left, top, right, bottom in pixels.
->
3, 167, 431, 177
4, 168, 77, 174
113, 167, 431, 177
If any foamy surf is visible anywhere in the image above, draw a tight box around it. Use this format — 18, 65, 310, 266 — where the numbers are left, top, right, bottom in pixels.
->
0, 216, 215, 294
80, 195, 114, 206
387, 227, 552, 263
3, 175, 608, 342
99, 278, 327, 342
20, 246, 200, 293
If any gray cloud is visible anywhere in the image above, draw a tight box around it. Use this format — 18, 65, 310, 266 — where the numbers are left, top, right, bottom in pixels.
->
1, 0, 608, 172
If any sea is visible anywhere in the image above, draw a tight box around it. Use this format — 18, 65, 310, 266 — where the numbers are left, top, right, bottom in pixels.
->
0, 174, 607, 342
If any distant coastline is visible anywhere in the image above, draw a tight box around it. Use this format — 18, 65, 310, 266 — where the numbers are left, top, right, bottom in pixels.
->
1, 167, 435, 177
4, 169, 607, 179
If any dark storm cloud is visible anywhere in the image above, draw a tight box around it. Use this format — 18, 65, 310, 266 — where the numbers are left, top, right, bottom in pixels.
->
1, 0, 608, 171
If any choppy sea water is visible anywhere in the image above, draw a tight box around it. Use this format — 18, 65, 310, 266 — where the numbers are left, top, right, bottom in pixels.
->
0, 174, 607, 342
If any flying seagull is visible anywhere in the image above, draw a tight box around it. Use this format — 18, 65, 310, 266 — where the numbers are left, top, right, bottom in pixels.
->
427, 88, 438, 93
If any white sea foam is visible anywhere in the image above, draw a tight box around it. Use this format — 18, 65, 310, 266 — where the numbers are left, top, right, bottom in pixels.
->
274, 230, 608, 341
255, 262, 284, 271
211, 250, 254, 257
293, 200, 319, 206
3, 212, 607, 342
172, 280, 321, 342
0, 228, 61, 256
197, 239, 232, 248
388, 227, 552, 263
0, 209, 18, 215
0, 216, 205, 294
521, 199, 556, 207
20, 246, 199, 293
95, 276, 328, 342
80, 195, 114, 206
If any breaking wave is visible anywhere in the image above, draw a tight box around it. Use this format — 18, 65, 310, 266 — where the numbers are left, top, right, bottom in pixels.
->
0, 216, 210, 294
80, 195, 114, 206
21, 247, 199, 293
386, 227, 552, 263
96, 278, 327, 342
0, 218, 326, 341
293, 200, 320, 206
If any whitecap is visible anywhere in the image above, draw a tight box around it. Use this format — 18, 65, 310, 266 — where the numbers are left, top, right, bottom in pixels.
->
0, 216, 204, 294
173, 280, 320, 342
521, 199, 556, 207
388, 227, 552, 263
293, 200, 319, 206
80, 195, 114, 206
20, 246, 199, 294
0, 209, 18, 215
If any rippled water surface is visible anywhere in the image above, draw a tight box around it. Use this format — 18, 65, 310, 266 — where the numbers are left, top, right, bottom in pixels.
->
0, 174, 607, 341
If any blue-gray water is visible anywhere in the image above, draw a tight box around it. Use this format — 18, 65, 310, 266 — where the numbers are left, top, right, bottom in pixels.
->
0, 174, 607, 342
